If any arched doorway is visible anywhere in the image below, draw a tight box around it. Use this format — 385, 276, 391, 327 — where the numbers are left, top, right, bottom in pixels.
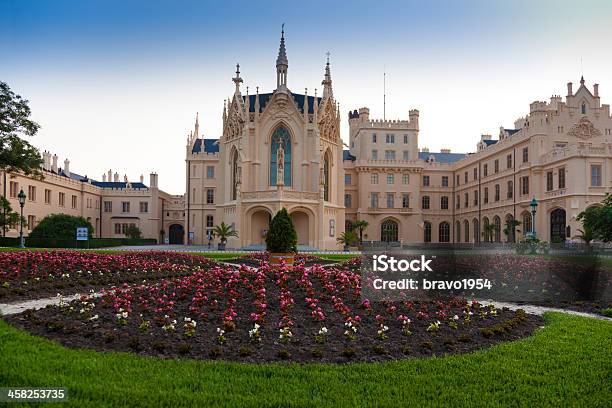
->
251, 210, 271, 245
381, 219, 399, 242
550, 208, 567, 242
473, 218, 479, 243
168, 224, 184, 245
290, 211, 310, 246
493, 216, 501, 243
439, 222, 450, 243
464, 220, 470, 243
423, 221, 432, 243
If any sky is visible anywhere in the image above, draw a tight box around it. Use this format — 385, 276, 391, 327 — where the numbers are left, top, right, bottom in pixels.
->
1, 0, 611, 194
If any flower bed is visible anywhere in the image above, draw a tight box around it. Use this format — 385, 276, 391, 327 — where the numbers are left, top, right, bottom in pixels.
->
0, 251, 217, 302
224, 252, 341, 268
6, 259, 542, 363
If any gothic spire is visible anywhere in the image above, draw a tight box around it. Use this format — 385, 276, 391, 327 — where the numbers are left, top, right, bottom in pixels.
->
276, 24, 288, 88
194, 112, 199, 138
233, 63, 243, 94
322, 52, 333, 99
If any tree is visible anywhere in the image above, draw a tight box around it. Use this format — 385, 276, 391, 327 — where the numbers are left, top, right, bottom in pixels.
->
337, 230, 358, 250
503, 219, 521, 242
125, 225, 142, 239
0, 82, 43, 178
212, 222, 238, 245
29, 214, 94, 240
265, 208, 297, 253
573, 226, 595, 252
577, 195, 612, 243
352, 220, 369, 245
483, 223, 498, 243
0, 196, 22, 234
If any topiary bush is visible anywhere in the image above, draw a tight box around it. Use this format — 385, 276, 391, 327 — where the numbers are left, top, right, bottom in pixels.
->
29, 213, 94, 240
265, 208, 297, 253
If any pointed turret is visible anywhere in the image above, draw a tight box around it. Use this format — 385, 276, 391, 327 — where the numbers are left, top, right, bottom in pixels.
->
233, 63, 243, 94
322, 52, 333, 99
194, 112, 199, 139
304, 88, 309, 121
276, 25, 288, 88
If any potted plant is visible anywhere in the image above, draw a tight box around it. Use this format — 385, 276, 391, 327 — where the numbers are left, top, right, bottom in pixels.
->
265, 208, 297, 265
212, 222, 238, 251
337, 230, 358, 252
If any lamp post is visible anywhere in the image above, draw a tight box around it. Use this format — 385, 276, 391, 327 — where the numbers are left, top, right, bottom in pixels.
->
530, 197, 538, 238
17, 189, 26, 248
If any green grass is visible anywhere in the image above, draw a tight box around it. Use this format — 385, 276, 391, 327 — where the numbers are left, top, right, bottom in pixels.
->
0, 313, 610, 407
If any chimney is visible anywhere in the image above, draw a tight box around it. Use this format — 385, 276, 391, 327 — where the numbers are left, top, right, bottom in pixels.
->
149, 172, 158, 188
481, 134, 492, 141
594, 83, 599, 97
440, 148, 451, 153
567, 82, 573, 96
63, 158, 70, 177
51, 154, 58, 173
140, 174, 144, 183
102, 174, 107, 182
107, 169, 112, 182
42, 151, 51, 171
113, 172, 119, 182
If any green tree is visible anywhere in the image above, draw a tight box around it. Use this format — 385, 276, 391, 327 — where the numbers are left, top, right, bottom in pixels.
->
125, 225, 142, 239
577, 195, 612, 243
337, 230, 358, 250
29, 214, 94, 240
0, 82, 43, 178
0, 196, 23, 234
483, 223, 498, 243
265, 208, 297, 253
503, 218, 521, 243
212, 222, 238, 245
351, 220, 369, 245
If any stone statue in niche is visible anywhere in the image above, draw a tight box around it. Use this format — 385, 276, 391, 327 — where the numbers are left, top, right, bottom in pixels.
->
277, 138, 285, 186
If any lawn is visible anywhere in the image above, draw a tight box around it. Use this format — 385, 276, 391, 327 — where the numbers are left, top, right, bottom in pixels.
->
0, 313, 610, 407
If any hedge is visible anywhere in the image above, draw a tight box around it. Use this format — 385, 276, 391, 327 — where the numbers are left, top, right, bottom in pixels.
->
0, 237, 157, 248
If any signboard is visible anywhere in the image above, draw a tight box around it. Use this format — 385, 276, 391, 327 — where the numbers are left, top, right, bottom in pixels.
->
76, 227, 89, 241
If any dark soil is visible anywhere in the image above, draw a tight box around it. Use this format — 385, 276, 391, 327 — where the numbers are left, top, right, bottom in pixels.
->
223, 258, 339, 269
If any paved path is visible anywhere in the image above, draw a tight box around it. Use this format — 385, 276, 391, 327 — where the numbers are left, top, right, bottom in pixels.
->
477, 299, 612, 321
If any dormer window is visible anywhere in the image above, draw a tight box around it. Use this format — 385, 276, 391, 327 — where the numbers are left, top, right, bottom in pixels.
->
581, 103, 587, 115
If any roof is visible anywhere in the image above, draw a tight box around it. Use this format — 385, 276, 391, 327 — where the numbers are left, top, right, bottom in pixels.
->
483, 140, 498, 146
192, 138, 219, 154
343, 150, 356, 161
418, 151, 467, 164
505, 128, 520, 136
242, 92, 321, 114
91, 181, 148, 189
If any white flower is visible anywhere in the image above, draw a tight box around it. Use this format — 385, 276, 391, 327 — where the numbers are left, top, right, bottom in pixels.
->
453, 315, 459, 321
89, 315, 99, 321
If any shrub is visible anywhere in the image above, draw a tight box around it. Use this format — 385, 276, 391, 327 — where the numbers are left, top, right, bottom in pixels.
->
125, 225, 142, 239
601, 308, 612, 318
265, 208, 297, 253
29, 214, 94, 240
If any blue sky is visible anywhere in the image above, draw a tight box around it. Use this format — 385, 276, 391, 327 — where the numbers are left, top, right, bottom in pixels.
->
2, 0, 611, 193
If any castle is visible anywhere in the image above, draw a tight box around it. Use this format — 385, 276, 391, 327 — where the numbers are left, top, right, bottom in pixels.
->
2, 30, 611, 249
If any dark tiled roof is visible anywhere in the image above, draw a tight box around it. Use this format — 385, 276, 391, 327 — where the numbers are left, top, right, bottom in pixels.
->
343, 150, 356, 161
505, 129, 520, 136
242, 92, 321, 114
418, 152, 467, 164
192, 138, 219, 154
483, 140, 498, 146
91, 181, 148, 189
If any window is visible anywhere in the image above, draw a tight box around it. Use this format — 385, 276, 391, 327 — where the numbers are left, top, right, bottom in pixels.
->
439, 222, 450, 243
442, 176, 449, 187
440, 196, 448, 210
270, 126, 292, 186
139, 202, 148, 213
464, 193, 468, 208
473, 168, 478, 180
422, 175, 430, 186
403, 150, 410, 161
387, 173, 395, 184
385, 134, 395, 143
371, 193, 379, 208
114, 223, 121, 234
494, 159, 499, 173
386, 193, 394, 208
494, 184, 500, 201
473, 190, 478, 206
385, 150, 396, 160
402, 174, 409, 185
206, 189, 215, 204
422, 195, 430, 209
44, 189, 51, 204
546, 171, 553, 191
28, 185, 36, 201
402, 194, 409, 208
59, 192, 65, 207
484, 187, 489, 204
372, 133, 377, 143
371, 173, 379, 184
483, 164, 488, 177
71, 195, 77, 209
121, 201, 130, 213
206, 166, 215, 178
104, 201, 112, 212
558, 168, 565, 189
522, 213, 532, 236
591, 165, 602, 186
344, 173, 351, 185
323, 151, 331, 201
372, 150, 378, 160
507, 154, 512, 169
522, 147, 529, 163
344, 194, 352, 208
456, 194, 460, 209
456, 175, 460, 185
507, 181, 513, 199
403, 134, 408, 144
206, 215, 214, 228
9, 181, 18, 198
464, 172, 468, 183
27, 215, 36, 230
521, 176, 529, 195
582, 103, 587, 114
424, 222, 432, 243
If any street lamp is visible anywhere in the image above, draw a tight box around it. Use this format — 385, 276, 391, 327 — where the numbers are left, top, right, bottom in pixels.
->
17, 189, 26, 248
529, 197, 538, 238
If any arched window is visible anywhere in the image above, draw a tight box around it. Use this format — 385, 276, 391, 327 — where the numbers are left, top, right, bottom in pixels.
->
423, 221, 432, 243
464, 220, 470, 243
581, 103, 587, 115
230, 148, 239, 200
270, 126, 292, 186
323, 151, 331, 201
439, 222, 450, 243
455, 221, 461, 243
381, 219, 399, 242
522, 212, 532, 236
473, 218, 480, 243
493, 216, 501, 242
483, 217, 490, 242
